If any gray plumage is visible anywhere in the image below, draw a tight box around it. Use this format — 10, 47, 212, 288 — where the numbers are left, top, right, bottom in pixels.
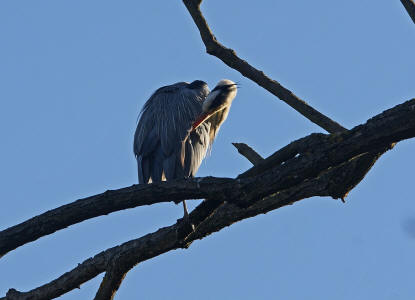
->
134, 79, 237, 218
134, 81, 211, 183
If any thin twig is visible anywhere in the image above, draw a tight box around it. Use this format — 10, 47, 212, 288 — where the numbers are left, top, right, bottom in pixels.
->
182, 0, 346, 134
232, 142, 264, 165
238, 134, 319, 179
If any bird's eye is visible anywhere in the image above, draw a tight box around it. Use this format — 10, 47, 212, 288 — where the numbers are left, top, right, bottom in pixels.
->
225, 84, 237, 90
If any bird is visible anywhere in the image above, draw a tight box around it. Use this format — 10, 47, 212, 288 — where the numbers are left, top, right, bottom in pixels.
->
133, 79, 238, 217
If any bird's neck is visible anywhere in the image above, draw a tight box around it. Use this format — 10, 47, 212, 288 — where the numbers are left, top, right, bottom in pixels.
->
206, 106, 231, 144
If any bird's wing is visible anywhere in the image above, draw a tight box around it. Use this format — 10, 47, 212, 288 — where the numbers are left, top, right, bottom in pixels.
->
183, 122, 211, 177
134, 82, 209, 183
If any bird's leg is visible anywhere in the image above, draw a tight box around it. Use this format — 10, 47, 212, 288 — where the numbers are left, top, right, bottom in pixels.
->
182, 200, 195, 231
182, 200, 189, 218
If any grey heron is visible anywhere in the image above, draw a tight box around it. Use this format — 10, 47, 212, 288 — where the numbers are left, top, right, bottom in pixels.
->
133, 79, 237, 217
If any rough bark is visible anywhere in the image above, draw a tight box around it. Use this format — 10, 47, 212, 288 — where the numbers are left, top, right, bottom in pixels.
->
0, 177, 238, 259
93, 258, 134, 300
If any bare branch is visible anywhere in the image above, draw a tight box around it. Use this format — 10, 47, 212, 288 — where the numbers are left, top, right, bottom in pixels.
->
0, 163, 359, 300
0, 177, 234, 258
1, 98, 414, 260
232, 142, 264, 165
2, 98, 415, 300
401, 0, 415, 24
2, 226, 178, 300
239, 135, 311, 179
94, 258, 133, 300
0, 155, 397, 300
182, 0, 346, 134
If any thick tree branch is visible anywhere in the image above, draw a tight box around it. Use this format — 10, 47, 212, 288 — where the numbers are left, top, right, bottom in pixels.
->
1, 98, 414, 260
0, 177, 234, 258
401, 0, 415, 24
2, 98, 415, 300
182, 0, 346, 134
0, 163, 361, 300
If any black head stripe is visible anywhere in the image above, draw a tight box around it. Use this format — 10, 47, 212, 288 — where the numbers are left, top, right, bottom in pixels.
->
212, 83, 236, 92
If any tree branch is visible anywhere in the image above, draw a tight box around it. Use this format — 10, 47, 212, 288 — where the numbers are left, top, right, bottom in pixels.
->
401, 0, 415, 24
182, 0, 346, 134
2, 98, 415, 300
94, 258, 133, 300
232, 142, 264, 165
0, 165, 357, 300
0, 177, 234, 258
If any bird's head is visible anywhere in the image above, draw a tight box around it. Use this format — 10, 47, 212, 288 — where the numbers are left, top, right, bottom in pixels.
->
192, 79, 238, 130
188, 80, 210, 98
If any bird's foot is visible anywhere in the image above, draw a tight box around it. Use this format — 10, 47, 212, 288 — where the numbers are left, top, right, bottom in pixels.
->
182, 211, 195, 232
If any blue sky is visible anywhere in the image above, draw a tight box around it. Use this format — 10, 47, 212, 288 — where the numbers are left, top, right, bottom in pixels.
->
1, 1, 414, 299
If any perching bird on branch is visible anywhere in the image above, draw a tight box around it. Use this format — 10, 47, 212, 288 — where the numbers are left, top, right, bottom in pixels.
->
133, 79, 238, 217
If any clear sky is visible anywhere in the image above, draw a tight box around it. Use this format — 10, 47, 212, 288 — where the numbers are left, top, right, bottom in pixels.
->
1, 1, 415, 299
